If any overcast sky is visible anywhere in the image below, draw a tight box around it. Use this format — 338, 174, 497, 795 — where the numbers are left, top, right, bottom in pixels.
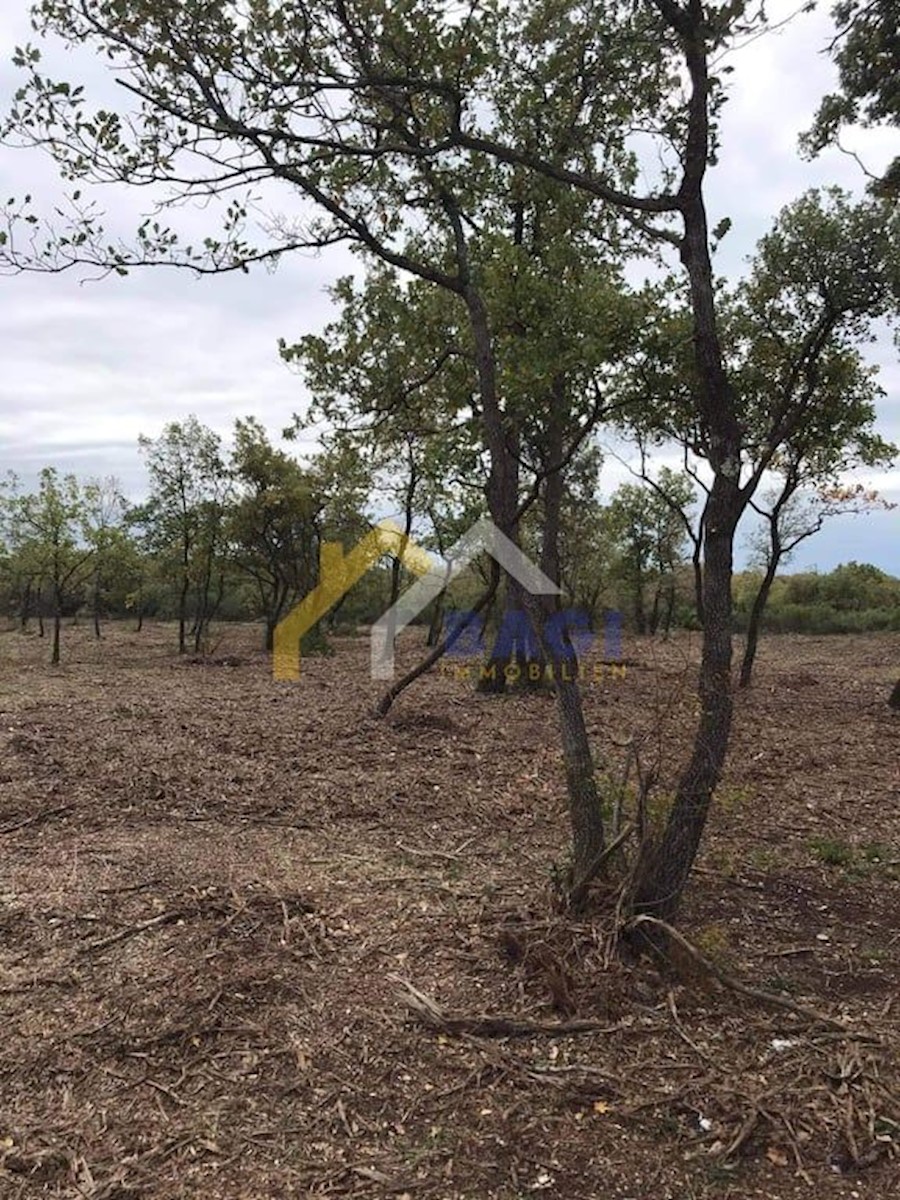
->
0, 1, 897, 574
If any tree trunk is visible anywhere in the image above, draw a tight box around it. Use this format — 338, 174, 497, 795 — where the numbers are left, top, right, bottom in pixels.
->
632, 489, 741, 922
93, 573, 102, 639
476, 576, 544, 693
380, 448, 418, 653
649, 583, 661, 636
692, 513, 705, 626
633, 567, 647, 635
178, 576, 188, 654
662, 583, 676, 638
426, 594, 444, 647
739, 553, 779, 687
387, 553, 403, 636
629, 10, 745, 928
20, 581, 31, 631
536, 385, 606, 891
52, 605, 61, 665
464, 294, 606, 881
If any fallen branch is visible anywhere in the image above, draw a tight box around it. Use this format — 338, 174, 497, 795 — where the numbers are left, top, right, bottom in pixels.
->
0, 974, 78, 995
97, 877, 163, 895
627, 915, 855, 1034
79, 910, 184, 955
396, 837, 475, 862
392, 975, 628, 1038
0, 805, 74, 835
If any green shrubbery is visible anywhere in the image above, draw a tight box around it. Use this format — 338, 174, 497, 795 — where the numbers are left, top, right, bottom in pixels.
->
734, 562, 900, 635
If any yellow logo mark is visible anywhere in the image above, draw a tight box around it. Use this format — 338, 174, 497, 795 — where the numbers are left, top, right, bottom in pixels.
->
273, 520, 432, 680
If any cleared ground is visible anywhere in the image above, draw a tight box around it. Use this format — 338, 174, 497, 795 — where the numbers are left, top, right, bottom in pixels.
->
0, 621, 898, 1199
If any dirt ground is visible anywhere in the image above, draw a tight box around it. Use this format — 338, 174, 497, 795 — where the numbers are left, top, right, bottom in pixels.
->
0, 620, 898, 1200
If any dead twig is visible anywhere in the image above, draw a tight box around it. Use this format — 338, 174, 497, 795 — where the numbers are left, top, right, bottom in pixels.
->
0, 804, 74, 835
392, 975, 629, 1038
568, 822, 635, 909
666, 989, 725, 1072
350, 1164, 423, 1191
0, 974, 78, 995
610, 739, 636, 839
78, 910, 184, 955
763, 945, 818, 958
723, 1105, 762, 1159
396, 836, 475, 862
97, 878, 163, 895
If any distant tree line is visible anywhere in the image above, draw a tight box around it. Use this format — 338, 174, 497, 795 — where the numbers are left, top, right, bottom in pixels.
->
734, 562, 900, 637
2, 415, 896, 673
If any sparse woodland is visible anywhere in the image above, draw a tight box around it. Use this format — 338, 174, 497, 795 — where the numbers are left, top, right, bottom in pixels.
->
0, 1, 899, 1195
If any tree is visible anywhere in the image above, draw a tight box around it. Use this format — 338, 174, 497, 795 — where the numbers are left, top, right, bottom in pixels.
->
618, 188, 898, 677
606, 470, 696, 635
0, 469, 93, 664
803, 1, 900, 705
731, 189, 898, 682
0, 520, 48, 633
741, 481, 895, 684
535, 443, 623, 633
0, 0, 867, 924
227, 418, 324, 651
137, 417, 229, 654
82, 476, 129, 638
804, 0, 900, 195
283, 266, 481, 650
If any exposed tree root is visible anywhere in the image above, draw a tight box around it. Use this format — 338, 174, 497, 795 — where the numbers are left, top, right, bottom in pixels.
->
626, 915, 866, 1036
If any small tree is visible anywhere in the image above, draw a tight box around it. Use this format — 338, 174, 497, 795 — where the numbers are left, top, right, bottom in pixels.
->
137, 417, 229, 654
82, 476, 129, 638
284, 268, 478, 649
555, 446, 612, 629
227, 418, 324, 651
740, 479, 895, 686
0, 469, 93, 664
605, 470, 696, 635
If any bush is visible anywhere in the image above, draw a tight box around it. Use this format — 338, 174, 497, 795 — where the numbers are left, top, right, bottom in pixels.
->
733, 563, 900, 635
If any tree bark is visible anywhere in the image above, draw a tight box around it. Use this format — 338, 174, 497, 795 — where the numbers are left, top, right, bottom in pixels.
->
662, 582, 676, 637
633, 566, 647, 635
178, 576, 188, 654
632, 493, 740, 922
426, 593, 444, 647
